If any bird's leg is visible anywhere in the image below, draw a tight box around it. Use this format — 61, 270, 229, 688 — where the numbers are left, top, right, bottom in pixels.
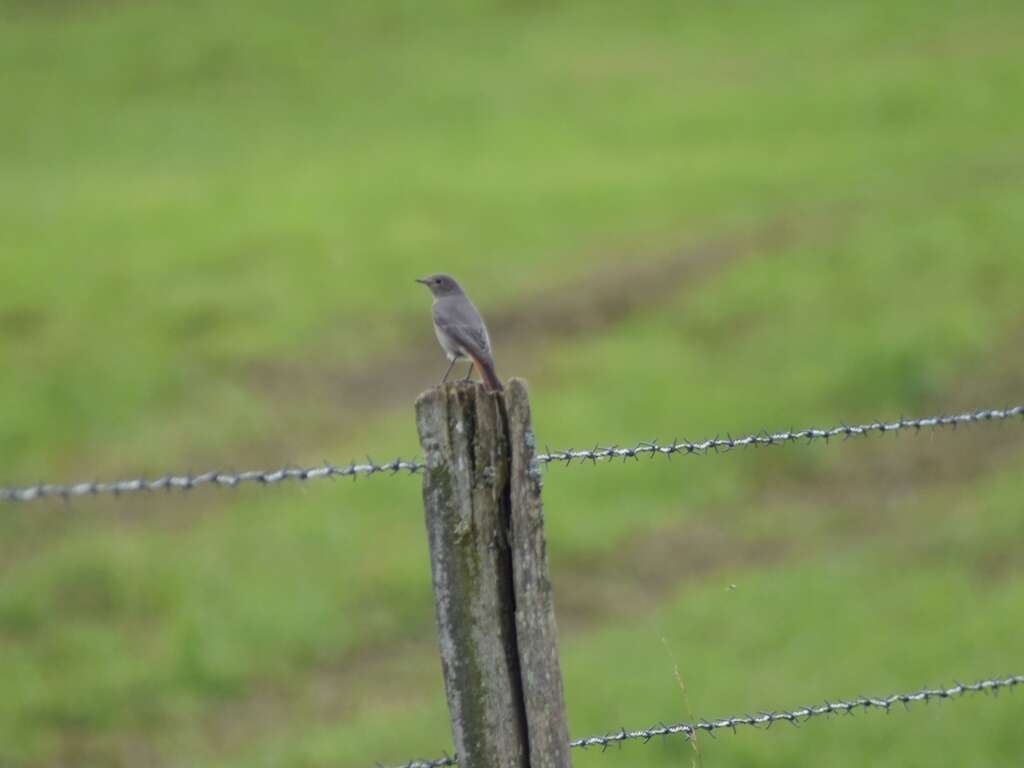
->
440, 357, 457, 383
463, 361, 475, 381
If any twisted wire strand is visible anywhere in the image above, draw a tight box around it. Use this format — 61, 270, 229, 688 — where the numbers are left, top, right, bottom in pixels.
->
569, 674, 1023, 750
385, 758, 457, 768
385, 675, 1023, 768
2, 405, 1020, 504
535, 405, 1024, 466
0, 458, 425, 503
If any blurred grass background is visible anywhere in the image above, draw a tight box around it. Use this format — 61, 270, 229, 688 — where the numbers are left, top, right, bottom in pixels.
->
1, 0, 1022, 766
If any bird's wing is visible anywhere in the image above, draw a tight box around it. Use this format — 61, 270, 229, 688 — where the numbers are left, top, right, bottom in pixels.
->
433, 298, 493, 358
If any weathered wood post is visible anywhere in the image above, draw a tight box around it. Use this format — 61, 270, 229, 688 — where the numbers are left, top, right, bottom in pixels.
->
415, 379, 571, 768
505, 379, 572, 768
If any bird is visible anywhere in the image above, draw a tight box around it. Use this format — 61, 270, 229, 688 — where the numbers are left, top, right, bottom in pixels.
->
416, 273, 503, 392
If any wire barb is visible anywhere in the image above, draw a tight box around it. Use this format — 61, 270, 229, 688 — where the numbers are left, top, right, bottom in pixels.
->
385, 675, 1022, 767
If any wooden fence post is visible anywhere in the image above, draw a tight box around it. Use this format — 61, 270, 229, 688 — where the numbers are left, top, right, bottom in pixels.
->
415, 379, 571, 768
506, 379, 572, 768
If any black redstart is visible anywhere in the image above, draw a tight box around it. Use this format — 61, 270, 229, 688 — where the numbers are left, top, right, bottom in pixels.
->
416, 274, 503, 392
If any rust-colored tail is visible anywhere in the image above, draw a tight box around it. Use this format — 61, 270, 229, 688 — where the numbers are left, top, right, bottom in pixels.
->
469, 352, 504, 392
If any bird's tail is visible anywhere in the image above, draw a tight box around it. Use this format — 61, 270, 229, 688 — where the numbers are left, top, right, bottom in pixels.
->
470, 352, 504, 392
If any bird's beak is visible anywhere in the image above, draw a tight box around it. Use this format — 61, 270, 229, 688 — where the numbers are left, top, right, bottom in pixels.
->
415, 278, 429, 285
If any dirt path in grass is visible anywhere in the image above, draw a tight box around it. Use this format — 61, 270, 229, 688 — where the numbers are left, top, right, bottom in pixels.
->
0, 209, 846, 569
248, 216, 809, 424
50, 329, 1024, 768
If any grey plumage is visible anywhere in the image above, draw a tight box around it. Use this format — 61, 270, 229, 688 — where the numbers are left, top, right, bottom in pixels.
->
416, 274, 503, 392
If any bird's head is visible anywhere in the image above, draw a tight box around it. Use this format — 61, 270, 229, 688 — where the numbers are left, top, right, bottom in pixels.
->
415, 273, 464, 298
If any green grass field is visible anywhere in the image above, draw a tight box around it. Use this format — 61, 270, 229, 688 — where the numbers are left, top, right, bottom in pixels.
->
1, 1, 1022, 766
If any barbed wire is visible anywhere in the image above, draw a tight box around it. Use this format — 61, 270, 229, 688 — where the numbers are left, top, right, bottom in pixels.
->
385, 674, 1023, 768
2, 405, 1021, 504
535, 405, 1024, 466
385, 757, 457, 768
0, 458, 425, 504
569, 674, 1023, 750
